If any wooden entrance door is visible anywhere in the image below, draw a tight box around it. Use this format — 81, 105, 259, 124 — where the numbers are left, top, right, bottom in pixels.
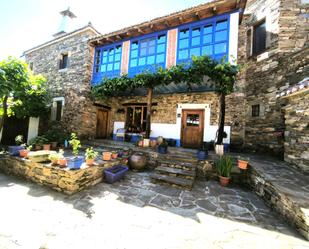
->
96, 109, 109, 139
181, 109, 204, 148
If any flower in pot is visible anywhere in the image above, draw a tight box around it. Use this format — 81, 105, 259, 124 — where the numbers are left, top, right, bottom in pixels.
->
157, 139, 168, 154
48, 152, 62, 165
29, 136, 45, 151
111, 151, 118, 159
19, 145, 32, 158
67, 133, 83, 169
237, 156, 249, 170
58, 149, 67, 167
103, 151, 112, 161
85, 147, 98, 166
197, 142, 209, 160
216, 155, 233, 187
9, 135, 25, 156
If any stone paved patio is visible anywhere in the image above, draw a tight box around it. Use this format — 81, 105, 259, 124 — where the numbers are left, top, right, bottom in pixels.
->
0, 171, 309, 249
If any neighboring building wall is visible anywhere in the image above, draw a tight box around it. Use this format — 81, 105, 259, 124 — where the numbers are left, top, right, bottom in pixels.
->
282, 89, 309, 173
25, 29, 98, 138
238, 0, 309, 156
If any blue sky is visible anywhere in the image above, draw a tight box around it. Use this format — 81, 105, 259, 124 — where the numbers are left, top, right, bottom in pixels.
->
0, 0, 210, 60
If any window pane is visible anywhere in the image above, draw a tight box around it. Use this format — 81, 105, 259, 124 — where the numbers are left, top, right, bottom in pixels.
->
214, 43, 227, 54
140, 40, 148, 48
100, 64, 106, 72
190, 47, 200, 57
179, 29, 189, 39
139, 57, 146, 66
157, 44, 165, 53
147, 55, 155, 65
192, 27, 201, 36
178, 49, 189, 59
202, 45, 213, 56
203, 34, 212, 44
191, 36, 201, 46
215, 30, 227, 42
131, 50, 138, 58
103, 50, 108, 56
96, 50, 101, 57
179, 39, 189, 49
115, 45, 122, 53
156, 54, 165, 63
149, 39, 156, 47
114, 54, 121, 61
216, 20, 228, 30
96, 57, 100, 64
186, 114, 200, 126
130, 59, 137, 67
253, 21, 266, 55
148, 46, 155, 55
108, 55, 114, 62
102, 57, 107, 63
107, 63, 113, 71
140, 48, 147, 56
158, 35, 166, 44
204, 25, 213, 34
132, 42, 138, 50
114, 62, 120, 70
109, 48, 114, 55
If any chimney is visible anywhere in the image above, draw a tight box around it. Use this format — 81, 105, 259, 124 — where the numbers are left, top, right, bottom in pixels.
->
53, 7, 77, 38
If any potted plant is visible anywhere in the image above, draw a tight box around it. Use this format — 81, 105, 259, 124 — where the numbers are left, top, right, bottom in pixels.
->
157, 139, 168, 154
58, 149, 67, 167
85, 147, 98, 166
197, 142, 209, 160
237, 156, 249, 170
41, 136, 51, 150
111, 151, 118, 159
9, 135, 25, 156
19, 145, 32, 158
29, 136, 45, 151
48, 152, 62, 165
67, 133, 83, 169
103, 151, 112, 161
216, 155, 233, 187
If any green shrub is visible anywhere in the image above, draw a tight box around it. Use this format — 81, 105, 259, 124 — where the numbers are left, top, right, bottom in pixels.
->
216, 155, 233, 178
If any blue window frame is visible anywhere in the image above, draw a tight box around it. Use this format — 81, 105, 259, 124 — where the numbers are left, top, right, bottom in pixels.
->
92, 43, 122, 84
128, 32, 167, 77
177, 16, 229, 64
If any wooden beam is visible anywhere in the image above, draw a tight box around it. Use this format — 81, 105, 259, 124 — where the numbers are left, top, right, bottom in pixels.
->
212, 6, 217, 14
137, 28, 145, 34
164, 20, 170, 28
195, 12, 201, 20
236, 0, 241, 8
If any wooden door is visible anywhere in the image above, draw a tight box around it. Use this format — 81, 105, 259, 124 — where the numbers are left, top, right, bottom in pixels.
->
96, 109, 109, 139
181, 109, 204, 148
1, 117, 29, 145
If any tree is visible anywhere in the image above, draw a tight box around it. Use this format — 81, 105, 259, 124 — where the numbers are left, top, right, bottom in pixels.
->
0, 57, 49, 133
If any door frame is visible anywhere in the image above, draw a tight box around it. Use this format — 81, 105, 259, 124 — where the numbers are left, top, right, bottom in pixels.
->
96, 108, 110, 139
181, 109, 205, 148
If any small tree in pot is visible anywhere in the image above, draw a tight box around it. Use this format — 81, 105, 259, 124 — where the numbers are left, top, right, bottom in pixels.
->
67, 133, 83, 169
85, 147, 98, 166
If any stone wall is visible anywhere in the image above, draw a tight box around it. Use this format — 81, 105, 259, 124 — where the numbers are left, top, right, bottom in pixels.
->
282, 90, 309, 173
0, 155, 121, 195
237, 0, 309, 156
25, 28, 98, 138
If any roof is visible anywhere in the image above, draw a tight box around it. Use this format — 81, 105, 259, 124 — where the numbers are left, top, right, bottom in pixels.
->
89, 0, 247, 46
23, 23, 100, 55
277, 77, 309, 98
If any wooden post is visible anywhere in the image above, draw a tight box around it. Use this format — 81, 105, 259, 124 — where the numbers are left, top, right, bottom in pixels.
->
145, 87, 153, 139
217, 92, 226, 145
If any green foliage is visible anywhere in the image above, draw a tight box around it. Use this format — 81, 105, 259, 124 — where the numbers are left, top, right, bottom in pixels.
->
216, 155, 233, 178
48, 153, 63, 161
92, 56, 239, 98
69, 133, 81, 157
29, 135, 49, 146
85, 147, 98, 160
15, 135, 24, 145
44, 124, 69, 144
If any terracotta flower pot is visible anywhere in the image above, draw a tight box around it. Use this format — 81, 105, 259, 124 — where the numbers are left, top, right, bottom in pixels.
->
138, 140, 143, 147
219, 176, 230, 187
43, 144, 51, 151
19, 149, 29, 158
51, 159, 58, 165
35, 145, 42, 151
150, 140, 157, 147
58, 158, 67, 167
112, 153, 118, 159
103, 152, 112, 161
238, 160, 248, 170
86, 158, 94, 166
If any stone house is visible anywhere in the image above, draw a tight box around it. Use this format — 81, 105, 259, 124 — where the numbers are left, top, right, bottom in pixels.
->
23, 0, 308, 170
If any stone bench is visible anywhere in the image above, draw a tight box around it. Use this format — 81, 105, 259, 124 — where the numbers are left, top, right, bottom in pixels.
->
0, 155, 124, 195
247, 157, 309, 240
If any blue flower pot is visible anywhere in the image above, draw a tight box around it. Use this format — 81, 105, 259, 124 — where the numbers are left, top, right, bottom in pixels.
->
67, 156, 84, 169
8, 146, 24, 156
104, 165, 128, 184
197, 150, 208, 160
157, 146, 168, 154
223, 144, 230, 153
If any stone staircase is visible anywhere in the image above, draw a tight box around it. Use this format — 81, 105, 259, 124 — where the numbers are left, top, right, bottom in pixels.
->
150, 151, 198, 190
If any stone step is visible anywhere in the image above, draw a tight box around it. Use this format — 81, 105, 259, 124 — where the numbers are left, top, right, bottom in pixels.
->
157, 159, 197, 171
151, 173, 194, 190
155, 166, 196, 179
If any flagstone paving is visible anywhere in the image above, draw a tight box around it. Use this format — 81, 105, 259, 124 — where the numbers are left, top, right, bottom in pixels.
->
0, 171, 308, 249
